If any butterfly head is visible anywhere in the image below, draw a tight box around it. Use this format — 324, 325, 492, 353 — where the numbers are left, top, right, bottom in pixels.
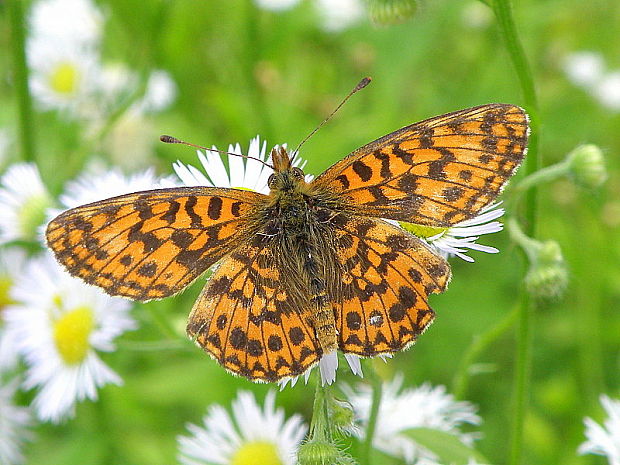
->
267, 146, 306, 194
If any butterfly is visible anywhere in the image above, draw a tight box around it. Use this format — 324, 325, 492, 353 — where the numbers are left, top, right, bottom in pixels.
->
46, 103, 529, 382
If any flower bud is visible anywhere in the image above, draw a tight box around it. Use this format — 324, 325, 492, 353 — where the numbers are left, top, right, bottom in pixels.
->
566, 144, 607, 189
366, 0, 418, 26
297, 440, 341, 465
524, 240, 569, 299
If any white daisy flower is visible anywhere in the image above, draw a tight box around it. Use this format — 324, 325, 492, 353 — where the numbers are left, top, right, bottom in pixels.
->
177, 390, 307, 465
57, 166, 177, 211
345, 374, 481, 465
173, 136, 311, 194
0, 163, 53, 244
254, 0, 301, 12
563, 51, 606, 88
315, 0, 364, 32
594, 71, 620, 112
0, 247, 28, 371
579, 395, 620, 465
0, 377, 32, 465
28, 0, 103, 47
27, 26, 102, 115
3, 254, 137, 423
0, 128, 11, 168
131, 69, 178, 114
399, 202, 505, 263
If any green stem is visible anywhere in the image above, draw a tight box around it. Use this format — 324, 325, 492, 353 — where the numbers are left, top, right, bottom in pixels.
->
490, 2, 540, 464
9, 0, 37, 163
360, 366, 382, 465
309, 380, 331, 441
512, 161, 568, 196
507, 217, 539, 262
452, 304, 519, 399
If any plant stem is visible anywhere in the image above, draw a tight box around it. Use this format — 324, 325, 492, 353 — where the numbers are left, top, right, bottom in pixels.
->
490, 1, 540, 464
309, 379, 331, 441
512, 161, 568, 196
9, 0, 37, 163
360, 366, 382, 465
452, 304, 519, 399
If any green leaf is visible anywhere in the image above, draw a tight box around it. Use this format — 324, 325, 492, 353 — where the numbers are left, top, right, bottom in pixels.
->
401, 428, 489, 465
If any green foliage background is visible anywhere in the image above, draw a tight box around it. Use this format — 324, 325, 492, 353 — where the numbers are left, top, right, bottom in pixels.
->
2, 0, 620, 464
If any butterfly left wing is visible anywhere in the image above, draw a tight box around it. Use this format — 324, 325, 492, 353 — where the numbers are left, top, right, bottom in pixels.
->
331, 215, 451, 356
187, 238, 322, 382
46, 187, 266, 301
312, 104, 528, 227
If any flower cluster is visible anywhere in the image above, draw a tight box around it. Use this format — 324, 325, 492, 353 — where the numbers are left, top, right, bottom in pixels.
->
563, 51, 620, 112
178, 376, 482, 465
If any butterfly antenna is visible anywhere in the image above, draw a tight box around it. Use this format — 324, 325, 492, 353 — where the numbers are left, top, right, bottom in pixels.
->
293, 77, 372, 156
160, 135, 273, 169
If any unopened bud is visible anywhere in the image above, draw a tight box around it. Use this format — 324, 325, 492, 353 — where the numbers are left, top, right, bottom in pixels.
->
525, 241, 569, 299
566, 144, 607, 189
366, 0, 418, 26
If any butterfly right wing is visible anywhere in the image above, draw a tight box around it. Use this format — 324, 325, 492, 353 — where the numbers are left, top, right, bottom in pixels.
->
312, 104, 528, 227
46, 187, 266, 301
187, 238, 322, 382
331, 215, 451, 356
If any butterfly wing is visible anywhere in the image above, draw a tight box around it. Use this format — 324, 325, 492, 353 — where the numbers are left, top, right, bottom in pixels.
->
331, 215, 450, 356
187, 238, 322, 382
46, 187, 266, 301
312, 104, 528, 226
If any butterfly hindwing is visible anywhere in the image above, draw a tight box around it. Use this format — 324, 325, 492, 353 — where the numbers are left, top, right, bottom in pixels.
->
332, 215, 451, 356
187, 239, 322, 382
312, 104, 528, 227
46, 187, 266, 301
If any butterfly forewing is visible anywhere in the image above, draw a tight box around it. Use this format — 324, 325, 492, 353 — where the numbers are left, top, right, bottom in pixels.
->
312, 104, 528, 227
46, 187, 266, 301
187, 240, 322, 381
331, 215, 450, 356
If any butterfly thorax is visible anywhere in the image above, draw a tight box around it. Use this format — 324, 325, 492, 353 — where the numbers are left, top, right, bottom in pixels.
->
261, 147, 340, 353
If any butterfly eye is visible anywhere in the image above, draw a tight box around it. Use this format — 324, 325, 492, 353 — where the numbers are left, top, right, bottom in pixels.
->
267, 174, 276, 188
291, 167, 304, 179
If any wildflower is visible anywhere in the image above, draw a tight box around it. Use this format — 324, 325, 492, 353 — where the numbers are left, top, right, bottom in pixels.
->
345, 374, 481, 464
177, 390, 306, 465
0, 378, 32, 465
579, 395, 620, 465
254, 0, 301, 12
523, 240, 568, 299
28, 0, 103, 47
0, 163, 53, 244
593, 71, 620, 112
131, 70, 178, 114
57, 166, 177, 211
173, 136, 310, 193
27, 0, 103, 115
0, 247, 28, 371
400, 203, 505, 262
3, 254, 136, 422
315, 0, 364, 32
563, 51, 605, 88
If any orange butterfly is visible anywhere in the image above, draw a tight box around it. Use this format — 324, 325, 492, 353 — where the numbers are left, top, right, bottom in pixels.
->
46, 103, 528, 382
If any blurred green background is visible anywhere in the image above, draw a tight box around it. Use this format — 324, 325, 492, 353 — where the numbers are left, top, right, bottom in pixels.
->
2, 0, 620, 464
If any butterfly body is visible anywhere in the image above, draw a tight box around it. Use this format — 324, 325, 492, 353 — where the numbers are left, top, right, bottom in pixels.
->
47, 104, 529, 382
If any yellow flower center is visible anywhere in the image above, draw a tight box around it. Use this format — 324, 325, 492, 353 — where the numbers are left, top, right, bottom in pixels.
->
49, 62, 81, 95
53, 306, 95, 364
399, 221, 447, 239
0, 277, 15, 311
19, 193, 52, 242
231, 441, 282, 465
